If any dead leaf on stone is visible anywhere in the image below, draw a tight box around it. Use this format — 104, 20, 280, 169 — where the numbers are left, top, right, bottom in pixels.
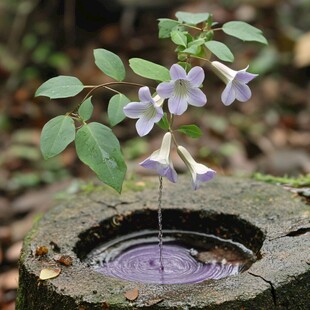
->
35, 245, 48, 256
39, 267, 61, 280
145, 298, 164, 306
124, 287, 139, 301
54, 254, 73, 266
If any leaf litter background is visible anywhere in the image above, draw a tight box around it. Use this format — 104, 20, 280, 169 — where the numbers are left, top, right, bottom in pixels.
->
0, 0, 309, 308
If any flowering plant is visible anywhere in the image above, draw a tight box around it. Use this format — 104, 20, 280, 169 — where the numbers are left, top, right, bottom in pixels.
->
36, 12, 267, 193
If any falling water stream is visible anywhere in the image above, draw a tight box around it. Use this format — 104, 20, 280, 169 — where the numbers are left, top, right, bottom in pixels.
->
86, 178, 256, 284
157, 176, 164, 271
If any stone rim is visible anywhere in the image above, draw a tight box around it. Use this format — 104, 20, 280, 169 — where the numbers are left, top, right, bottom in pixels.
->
75, 208, 265, 261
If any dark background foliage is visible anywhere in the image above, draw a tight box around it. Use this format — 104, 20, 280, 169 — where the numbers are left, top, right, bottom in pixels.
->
0, 0, 309, 308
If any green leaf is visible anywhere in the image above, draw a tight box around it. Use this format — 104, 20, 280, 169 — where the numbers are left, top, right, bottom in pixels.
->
108, 94, 130, 127
222, 21, 268, 45
35, 76, 84, 99
158, 18, 180, 38
177, 124, 202, 138
204, 30, 214, 41
78, 97, 94, 121
171, 30, 188, 47
75, 122, 126, 192
182, 45, 201, 55
205, 40, 234, 62
190, 38, 205, 46
176, 11, 210, 25
183, 39, 205, 54
94, 48, 126, 81
40, 115, 75, 159
156, 113, 170, 130
129, 58, 170, 82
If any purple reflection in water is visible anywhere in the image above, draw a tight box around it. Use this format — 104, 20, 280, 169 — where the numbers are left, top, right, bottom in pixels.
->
95, 244, 240, 284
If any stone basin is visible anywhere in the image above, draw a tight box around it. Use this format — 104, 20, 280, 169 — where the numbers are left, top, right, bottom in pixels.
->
17, 176, 310, 309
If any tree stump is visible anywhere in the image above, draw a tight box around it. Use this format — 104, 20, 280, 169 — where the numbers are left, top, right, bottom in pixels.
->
17, 177, 310, 309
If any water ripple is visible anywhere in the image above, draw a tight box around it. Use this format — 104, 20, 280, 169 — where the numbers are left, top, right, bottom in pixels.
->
95, 244, 240, 284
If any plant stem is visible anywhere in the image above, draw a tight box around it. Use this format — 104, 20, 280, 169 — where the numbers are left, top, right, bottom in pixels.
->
72, 81, 148, 114
183, 23, 202, 31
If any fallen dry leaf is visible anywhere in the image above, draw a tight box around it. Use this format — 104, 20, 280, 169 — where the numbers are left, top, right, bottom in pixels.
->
145, 298, 164, 306
54, 254, 73, 266
39, 267, 61, 280
35, 245, 48, 256
124, 287, 139, 301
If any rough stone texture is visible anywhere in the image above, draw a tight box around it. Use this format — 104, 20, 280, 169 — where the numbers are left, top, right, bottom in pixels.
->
17, 176, 310, 309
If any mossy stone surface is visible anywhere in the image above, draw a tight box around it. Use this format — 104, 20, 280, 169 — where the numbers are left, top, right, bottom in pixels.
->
17, 176, 310, 309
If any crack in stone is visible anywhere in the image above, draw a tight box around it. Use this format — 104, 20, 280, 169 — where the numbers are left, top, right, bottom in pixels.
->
249, 272, 277, 307
88, 198, 140, 211
269, 226, 310, 240
285, 227, 310, 237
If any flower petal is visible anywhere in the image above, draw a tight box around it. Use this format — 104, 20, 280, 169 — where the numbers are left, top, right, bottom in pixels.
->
233, 82, 252, 102
211, 61, 236, 80
193, 166, 216, 190
163, 164, 178, 183
177, 146, 215, 190
211, 61, 256, 106
168, 95, 188, 115
123, 102, 148, 118
188, 66, 205, 87
153, 94, 164, 107
235, 71, 258, 84
138, 86, 153, 103
152, 107, 164, 123
187, 88, 207, 107
221, 82, 235, 106
156, 81, 174, 99
140, 159, 177, 183
158, 132, 172, 159
140, 157, 158, 170
136, 115, 155, 136
170, 64, 187, 80
139, 133, 177, 183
